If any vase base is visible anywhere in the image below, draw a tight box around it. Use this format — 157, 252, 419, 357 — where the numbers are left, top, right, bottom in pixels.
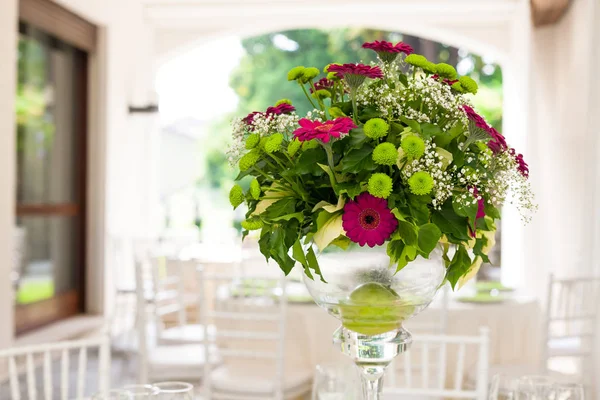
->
333, 326, 412, 367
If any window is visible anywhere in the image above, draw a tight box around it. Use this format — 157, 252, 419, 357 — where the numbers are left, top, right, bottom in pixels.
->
14, 20, 88, 334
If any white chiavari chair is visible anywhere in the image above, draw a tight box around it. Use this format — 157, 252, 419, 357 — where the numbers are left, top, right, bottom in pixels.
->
198, 267, 312, 400
542, 274, 600, 384
0, 334, 110, 400
385, 327, 490, 400
150, 256, 215, 346
134, 258, 218, 384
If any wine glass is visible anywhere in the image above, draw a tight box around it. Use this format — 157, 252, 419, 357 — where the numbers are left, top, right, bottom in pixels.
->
311, 363, 360, 400
122, 385, 159, 398
489, 374, 520, 400
516, 376, 556, 400
153, 381, 194, 400
91, 389, 133, 400
554, 383, 585, 400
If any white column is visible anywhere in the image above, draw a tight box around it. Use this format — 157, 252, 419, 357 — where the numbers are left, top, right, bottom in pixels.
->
0, 0, 18, 348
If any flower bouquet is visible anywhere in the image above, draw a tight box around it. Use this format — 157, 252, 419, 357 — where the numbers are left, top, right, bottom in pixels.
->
228, 40, 534, 398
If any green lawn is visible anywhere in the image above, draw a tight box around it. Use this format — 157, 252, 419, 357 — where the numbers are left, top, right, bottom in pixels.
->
16, 280, 55, 304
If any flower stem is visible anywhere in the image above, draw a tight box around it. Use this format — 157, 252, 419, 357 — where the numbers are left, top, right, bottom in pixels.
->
322, 142, 338, 192
309, 81, 326, 113
299, 83, 317, 109
350, 88, 359, 125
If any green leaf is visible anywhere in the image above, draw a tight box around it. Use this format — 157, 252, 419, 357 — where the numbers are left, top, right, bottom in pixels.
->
387, 240, 417, 272
271, 212, 305, 223
329, 235, 352, 250
312, 196, 346, 213
258, 226, 271, 262
473, 237, 491, 264
307, 246, 326, 282
484, 203, 501, 220
434, 123, 464, 148
446, 245, 472, 289
264, 197, 296, 220
400, 116, 421, 133
452, 196, 478, 230
397, 220, 417, 246
336, 182, 364, 199
314, 213, 344, 251
407, 194, 431, 226
296, 148, 327, 175
431, 200, 470, 242
346, 127, 367, 150
340, 146, 376, 174
420, 123, 442, 139
358, 106, 381, 121
418, 223, 442, 256
447, 139, 464, 168
398, 73, 409, 87
293, 239, 313, 280
269, 226, 295, 275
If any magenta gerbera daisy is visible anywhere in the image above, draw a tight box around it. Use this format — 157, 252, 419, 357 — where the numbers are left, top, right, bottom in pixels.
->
310, 77, 334, 93
362, 41, 414, 62
293, 117, 356, 143
342, 193, 398, 247
327, 63, 383, 89
266, 103, 295, 115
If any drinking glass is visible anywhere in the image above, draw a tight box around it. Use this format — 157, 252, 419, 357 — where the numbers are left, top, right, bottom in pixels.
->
91, 389, 133, 400
554, 383, 584, 400
311, 363, 360, 400
489, 374, 520, 400
153, 381, 194, 400
122, 385, 159, 398
516, 376, 556, 400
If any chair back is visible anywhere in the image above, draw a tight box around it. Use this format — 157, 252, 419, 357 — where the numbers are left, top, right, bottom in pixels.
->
150, 257, 190, 337
197, 267, 288, 400
542, 274, 600, 375
385, 327, 490, 400
0, 334, 110, 400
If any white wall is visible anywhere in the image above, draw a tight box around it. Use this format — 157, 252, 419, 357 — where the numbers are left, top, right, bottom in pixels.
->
0, 0, 159, 345
0, 0, 18, 349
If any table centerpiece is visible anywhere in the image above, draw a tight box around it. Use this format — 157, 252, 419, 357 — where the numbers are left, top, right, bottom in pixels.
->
227, 39, 535, 399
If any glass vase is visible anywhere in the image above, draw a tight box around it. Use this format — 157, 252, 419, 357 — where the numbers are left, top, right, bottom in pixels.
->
303, 249, 445, 400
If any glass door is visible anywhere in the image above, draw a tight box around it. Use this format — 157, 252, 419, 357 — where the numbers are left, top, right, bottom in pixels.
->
14, 22, 88, 334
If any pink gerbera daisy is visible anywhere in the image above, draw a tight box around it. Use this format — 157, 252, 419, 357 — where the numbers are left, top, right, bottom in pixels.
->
342, 193, 398, 247
327, 63, 383, 89
362, 40, 413, 62
293, 117, 356, 143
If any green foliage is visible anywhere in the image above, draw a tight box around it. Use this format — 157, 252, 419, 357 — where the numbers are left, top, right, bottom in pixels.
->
224, 28, 512, 286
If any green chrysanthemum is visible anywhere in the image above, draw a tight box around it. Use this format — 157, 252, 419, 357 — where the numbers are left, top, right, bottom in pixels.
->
239, 149, 261, 171
405, 54, 436, 73
288, 138, 302, 156
229, 185, 244, 208
324, 63, 340, 73
408, 171, 434, 195
368, 173, 394, 199
372, 143, 398, 166
241, 218, 264, 231
249, 178, 261, 200
245, 133, 260, 149
300, 67, 320, 83
302, 139, 319, 151
287, 66, 306, 81
435, 63, 457, 80
259, 137, 269, 150
364, 118, 389, 139
326, 72, 339, 80
458, 76, 478, 94
312, 89, 331, 99
264, 133, 283, 154
451, 82, 465, 93
401, 135, 425, 159
275, 98, 292, 106
328, 107, 346, 118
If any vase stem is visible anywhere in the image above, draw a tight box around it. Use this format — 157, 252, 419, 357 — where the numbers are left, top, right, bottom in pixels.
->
359, 365, 385, 400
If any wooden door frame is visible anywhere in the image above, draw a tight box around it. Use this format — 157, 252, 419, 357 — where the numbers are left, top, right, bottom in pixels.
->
15, 0, 93, 335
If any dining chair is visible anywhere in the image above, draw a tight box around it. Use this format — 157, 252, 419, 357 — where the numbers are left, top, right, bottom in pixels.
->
542, 274, 600, 384
197, 267, 312, 400
134, 258, 219, 384
384, 327, 490, 400
0, 333, 110, 400
150, 256, 215, 346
